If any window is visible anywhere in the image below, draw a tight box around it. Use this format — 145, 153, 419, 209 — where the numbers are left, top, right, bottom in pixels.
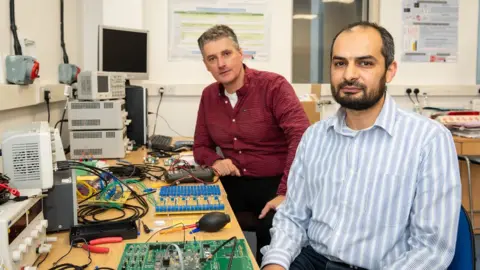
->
292, 0, 369, 83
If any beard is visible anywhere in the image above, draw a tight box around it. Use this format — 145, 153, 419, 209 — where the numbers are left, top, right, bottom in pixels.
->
331, 75, 387, 111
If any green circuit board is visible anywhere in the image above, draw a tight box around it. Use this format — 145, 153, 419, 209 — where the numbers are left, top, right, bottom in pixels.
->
118, 239, 254, 270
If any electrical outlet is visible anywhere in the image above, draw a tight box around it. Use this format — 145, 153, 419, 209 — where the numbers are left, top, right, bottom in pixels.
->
37, 86, 50, 104
165, 85, 175, 95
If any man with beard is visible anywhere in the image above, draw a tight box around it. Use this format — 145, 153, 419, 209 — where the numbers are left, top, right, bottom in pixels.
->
261, 21, 461, 270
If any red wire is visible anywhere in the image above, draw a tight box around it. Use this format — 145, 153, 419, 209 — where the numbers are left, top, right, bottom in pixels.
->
0, 183, 20, 197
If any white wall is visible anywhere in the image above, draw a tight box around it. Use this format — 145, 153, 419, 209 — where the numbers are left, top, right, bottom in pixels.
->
380, 0, 479, 85
1, 0, 476, 143
0, 0, 79, 83
0, 0, 78, 147
144, 0, 292, 85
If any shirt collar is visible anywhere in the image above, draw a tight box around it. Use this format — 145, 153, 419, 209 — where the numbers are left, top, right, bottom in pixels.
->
218, 64, 252, 97
329, 93, 397, 136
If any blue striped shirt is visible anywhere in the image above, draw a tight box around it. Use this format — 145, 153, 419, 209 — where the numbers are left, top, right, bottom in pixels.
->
261, 94, 462, 270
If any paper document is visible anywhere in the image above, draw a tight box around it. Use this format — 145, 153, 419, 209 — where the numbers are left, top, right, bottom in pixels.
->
401, 0, 459, 63
168, 0, 271, 61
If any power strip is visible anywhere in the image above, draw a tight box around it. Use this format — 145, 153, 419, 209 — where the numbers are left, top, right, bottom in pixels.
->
165, 167, 215, 184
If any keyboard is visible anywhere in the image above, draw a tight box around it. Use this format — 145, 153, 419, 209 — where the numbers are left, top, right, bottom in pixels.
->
150, 135, 173, 151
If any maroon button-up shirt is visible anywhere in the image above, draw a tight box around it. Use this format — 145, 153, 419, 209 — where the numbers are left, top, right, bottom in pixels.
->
193, 66, 310, 195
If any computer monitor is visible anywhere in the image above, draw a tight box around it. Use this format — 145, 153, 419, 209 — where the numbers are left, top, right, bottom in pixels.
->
98, 25, 149, 81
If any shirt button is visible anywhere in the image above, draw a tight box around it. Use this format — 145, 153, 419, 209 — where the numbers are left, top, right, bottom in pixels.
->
225, 101, 228, 104
232, 119, 236, 122
234, 137, 237, 141
243, 168, 247, 172
238, 151, 242, 154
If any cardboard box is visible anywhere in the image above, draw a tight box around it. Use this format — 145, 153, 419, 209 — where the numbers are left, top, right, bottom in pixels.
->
300, 94, 320, 125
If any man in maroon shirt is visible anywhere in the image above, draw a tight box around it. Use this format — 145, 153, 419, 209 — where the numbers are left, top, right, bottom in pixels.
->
193, 24, 310, 264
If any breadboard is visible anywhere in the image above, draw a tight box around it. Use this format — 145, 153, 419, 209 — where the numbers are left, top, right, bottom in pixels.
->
155, 185, 225, 215
118, 239, 253, 270
87, 191, 131, 207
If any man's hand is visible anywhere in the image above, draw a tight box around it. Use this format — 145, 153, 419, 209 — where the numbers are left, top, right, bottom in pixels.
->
262, 264, 286, 270
212, 159, 241, 176
259, 195, 285, 219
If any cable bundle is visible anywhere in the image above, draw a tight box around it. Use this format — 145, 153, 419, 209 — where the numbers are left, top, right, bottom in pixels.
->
56, 161, 150, 225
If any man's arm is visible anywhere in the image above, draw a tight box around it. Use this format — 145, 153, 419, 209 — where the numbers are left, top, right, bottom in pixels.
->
193, 94, 222, 166
261, 130, 312, 269
382, 129, 461, 269
271, 79, 310, 195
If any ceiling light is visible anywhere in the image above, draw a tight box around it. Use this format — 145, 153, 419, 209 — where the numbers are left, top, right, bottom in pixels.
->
292, 14, 318, 20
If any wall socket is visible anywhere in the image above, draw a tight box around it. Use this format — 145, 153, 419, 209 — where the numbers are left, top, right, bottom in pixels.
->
156, 85, 175, 96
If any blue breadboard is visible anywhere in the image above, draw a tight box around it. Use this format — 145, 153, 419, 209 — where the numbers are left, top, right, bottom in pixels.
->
155, 185, 225, 214
158, 185, 221, 196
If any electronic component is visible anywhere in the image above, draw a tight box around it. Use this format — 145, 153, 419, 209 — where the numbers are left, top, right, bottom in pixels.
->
165, 167, 215, 184
69, 127, 128, 159
1, 122, 65, 190
58, 0, 80, 85
125, 85, 148, 145
0, 189, 48, 270
155, 185, 225, 215
68, 99, 127, 130
98, 25, 149, 81
77, 71, 126, 100
5, 56, 40, 85
150, 134, 173, 151
58, 63, 80, 85
69, 220, 138, 244
6, 0, 40, 85
43, 169, 78, 233
118, 239, 253, 270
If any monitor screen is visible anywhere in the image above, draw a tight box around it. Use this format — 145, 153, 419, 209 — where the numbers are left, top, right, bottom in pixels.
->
99, 26, 148, 80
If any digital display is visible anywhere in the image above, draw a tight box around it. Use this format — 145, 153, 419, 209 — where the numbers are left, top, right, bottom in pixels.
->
101, 28, 148, 73
97, 76, 109, 93
9, 214, 27, 244
28, 200, 42, 223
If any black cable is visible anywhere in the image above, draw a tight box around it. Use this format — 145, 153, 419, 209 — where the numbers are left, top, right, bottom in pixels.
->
55, 119, 68, 130
60, 0, 69, 64
209, 236, 237, 258
9, 0, 22, 55
227, 238, 238, 270
49, 238, 91, 270
59, 103, 67, 136
46, 101, 51, 123
59, 161, 150, 223
36, 252, 49, 268
128, 191, 155, 200
151, 92, 163, 137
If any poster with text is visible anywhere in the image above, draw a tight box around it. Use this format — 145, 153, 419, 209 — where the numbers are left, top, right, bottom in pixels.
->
402, 0, 459, 63
168, 0, 271, 62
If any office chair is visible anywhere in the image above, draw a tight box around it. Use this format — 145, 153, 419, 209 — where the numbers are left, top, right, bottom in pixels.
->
448, 206, 476, 270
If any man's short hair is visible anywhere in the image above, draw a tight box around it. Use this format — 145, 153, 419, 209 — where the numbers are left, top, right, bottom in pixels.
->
330, 21, 395, 69
197, 24, 240, 54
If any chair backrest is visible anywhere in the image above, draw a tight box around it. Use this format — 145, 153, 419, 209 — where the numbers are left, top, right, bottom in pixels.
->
448, 206, 476, 270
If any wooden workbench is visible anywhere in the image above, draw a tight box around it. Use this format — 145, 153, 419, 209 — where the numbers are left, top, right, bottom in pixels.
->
39, 148, 259, 269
